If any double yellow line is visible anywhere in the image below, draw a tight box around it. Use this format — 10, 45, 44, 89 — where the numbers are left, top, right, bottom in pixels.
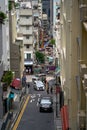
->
13, 96, 30, 130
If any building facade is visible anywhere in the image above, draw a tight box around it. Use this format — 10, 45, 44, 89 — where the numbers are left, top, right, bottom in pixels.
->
19, 1, 33, 74
60, 0, 87, 129
0, 0, 10, 72
9, 0, 23, 78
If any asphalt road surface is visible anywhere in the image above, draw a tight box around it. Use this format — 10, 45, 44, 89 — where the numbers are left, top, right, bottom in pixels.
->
16, 82, 55, 130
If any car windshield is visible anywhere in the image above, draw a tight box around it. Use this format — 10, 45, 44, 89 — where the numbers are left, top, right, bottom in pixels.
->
36, 81, 44, 86
41, 99, 51, 104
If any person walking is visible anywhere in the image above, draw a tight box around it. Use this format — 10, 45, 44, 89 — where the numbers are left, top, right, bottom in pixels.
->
22, 74, 27, 94
50, 86, 53, 94
47, 86, 49, 94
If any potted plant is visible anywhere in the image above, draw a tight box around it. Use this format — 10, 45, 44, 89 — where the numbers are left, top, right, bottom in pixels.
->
0, 11, 7, 24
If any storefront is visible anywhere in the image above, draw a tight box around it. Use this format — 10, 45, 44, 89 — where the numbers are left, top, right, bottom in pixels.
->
24, 59, 33, 74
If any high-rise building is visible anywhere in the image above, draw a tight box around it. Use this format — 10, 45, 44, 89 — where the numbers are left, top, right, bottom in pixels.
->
19, 1, 33, 74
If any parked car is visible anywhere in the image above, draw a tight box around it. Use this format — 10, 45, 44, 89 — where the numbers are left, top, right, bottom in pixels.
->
33, 80, 45, 91
39, 96, 53, 112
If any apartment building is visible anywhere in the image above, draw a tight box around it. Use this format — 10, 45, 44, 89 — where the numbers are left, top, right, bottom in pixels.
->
19, 1, 33, 74
60, 0, 87, 129
9, 0, 24, 78
53, 1, 60, 62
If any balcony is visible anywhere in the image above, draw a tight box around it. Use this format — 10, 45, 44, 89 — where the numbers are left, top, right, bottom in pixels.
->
23, 38, 33, 44
22, 29, 33, 35
19, 9, 32, 16
19, 19, 32, 25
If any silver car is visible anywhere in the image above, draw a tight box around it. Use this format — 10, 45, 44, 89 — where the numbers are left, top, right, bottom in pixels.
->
33, 80, 45, 91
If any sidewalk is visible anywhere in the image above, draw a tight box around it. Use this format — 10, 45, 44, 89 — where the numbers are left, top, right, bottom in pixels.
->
1, 94, 28, 130
9, 94, 28, 130
53, 95, 62, 130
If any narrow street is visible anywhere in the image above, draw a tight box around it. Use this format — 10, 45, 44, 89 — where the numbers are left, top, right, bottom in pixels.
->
12, 75, 55, 130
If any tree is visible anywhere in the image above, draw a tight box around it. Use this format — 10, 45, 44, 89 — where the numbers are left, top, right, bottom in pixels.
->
35, 51, 45, 64
0, 11, 7, 24
1, 71, 13, 85
49, 38, 55, 45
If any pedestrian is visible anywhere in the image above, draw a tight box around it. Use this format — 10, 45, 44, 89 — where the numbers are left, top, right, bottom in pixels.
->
47, 86, 49, 94
22, 74, 27, 94
27, 82, 30, 88
29, 68, 31, 74
22, 74, 27, 87
50, 86, 53, 94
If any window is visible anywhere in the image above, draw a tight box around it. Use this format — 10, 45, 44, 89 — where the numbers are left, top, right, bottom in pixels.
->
24, 53, 31, 60
26, 36, 29, 39
26, 26, 29, 30
27, 53, 31, 59
26, 16, 30, 19
26, 44, 30, 49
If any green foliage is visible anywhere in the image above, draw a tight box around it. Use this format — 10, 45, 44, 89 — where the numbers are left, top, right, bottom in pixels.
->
0, 11, 7, 24
50, 38, 55, 45
15, 2, 20, 8
1, 71, 13, 85
35, 51, 45, 64
0, 12, 7, 19
8, 1, 12, 11
8, 1, 19, 10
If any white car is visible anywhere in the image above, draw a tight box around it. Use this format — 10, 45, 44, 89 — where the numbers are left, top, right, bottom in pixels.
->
33, 80, 45, 91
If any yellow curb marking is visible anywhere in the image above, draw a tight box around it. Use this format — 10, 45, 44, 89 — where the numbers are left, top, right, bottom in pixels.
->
13, 96, 30, 130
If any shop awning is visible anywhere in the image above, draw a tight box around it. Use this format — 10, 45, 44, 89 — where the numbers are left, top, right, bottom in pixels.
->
24, 61, 33, 65
61, 105, 69, 130
10, 78, 21, 89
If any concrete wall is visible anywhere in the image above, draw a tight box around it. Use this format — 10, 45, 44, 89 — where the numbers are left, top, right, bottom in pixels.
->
60, 0, 81, 129
0, 0, 10, 70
